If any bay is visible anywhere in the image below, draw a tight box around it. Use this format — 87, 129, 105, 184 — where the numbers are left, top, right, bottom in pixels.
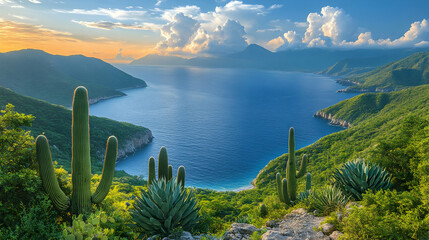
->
89, 65, 358, 190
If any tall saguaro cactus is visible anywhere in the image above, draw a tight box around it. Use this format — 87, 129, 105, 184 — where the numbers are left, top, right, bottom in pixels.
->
36, 86, 118, 214
148, 147, 186, 187
276, 127, 310, 203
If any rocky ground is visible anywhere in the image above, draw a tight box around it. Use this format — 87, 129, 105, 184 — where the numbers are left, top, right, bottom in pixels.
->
223, 208, 343, 240
158, 208, 343, 240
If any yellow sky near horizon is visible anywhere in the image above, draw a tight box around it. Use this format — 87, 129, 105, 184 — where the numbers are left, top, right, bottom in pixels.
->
0, 20, 155, 63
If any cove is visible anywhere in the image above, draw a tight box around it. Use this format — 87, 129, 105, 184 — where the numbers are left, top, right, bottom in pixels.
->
89, 65, 358, 190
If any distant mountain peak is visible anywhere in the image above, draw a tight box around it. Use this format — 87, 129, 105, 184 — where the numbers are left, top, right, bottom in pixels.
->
243, 44, 272, 54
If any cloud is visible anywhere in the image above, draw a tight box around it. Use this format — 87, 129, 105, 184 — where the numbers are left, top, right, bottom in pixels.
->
160, 5, 201, 21
200, 19, 248, 55
155, 0, 163, 6
0, 0, 13, 4
72, 20, 159, 30
156, 13, 200, 51
340, 19, 429, 47
112, 48, 134, 62
303, 6, 355, 46
10, 14, 30, 20
268, 4, 282, 10
29, 0, 41, 3
265, 36, 284, 51
54, 8, 147, 20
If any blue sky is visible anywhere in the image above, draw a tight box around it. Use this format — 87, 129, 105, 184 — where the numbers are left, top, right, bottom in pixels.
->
0, 0, 428, 61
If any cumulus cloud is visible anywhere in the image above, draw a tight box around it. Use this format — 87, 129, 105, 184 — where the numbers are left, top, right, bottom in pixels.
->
156, 13, 200, 51
265, 36, 284, 51
201, 19, 248, 55
303, 6, 355, 46
54, 8, 147, 20
161, 5, 201, 21
113, 48, 134, 61
72, 20, 159, 30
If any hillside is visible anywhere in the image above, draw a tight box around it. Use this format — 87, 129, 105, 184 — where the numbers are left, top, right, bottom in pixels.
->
0, 49, 147, 106
256, 84, 429, 191
0, 86, 153, 172
131, 45, 428, 72
339, 52, 429, 92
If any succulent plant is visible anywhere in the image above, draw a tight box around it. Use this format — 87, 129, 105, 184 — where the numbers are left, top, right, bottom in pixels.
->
130, 179, 200, 236
276, 128, 311, 204
148, 147, 186, 188
311, 186, 348, 214
36, 86, 117, 214
332, 158, 392, 200
259, 203, 268, 218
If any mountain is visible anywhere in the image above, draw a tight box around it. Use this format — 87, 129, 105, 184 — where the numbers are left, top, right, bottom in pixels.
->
0, 86, 152, 172
322, 51, 429, 77
131, 44, 428, 73
339, 52, 429, 92
0, 49, 147, 106
130, 54, 188, 66
256, 84, 429, 190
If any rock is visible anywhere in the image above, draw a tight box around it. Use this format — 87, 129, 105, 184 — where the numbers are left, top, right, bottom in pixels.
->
224, 223, 261, 240
262, 230, 288, 240
321, 223, 335, 235
329, 231, 343, 240
336, 212, 343, 222
266, 220, 279, 228
313, 210, 320, 215
316, 231, 325, 238
291, 208, 307, 214
181, 231, 194, 240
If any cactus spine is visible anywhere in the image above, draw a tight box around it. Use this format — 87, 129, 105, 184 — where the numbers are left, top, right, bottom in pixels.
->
148, 147, 186, 188
36, 86, 117, 214
276, 127, 310, 203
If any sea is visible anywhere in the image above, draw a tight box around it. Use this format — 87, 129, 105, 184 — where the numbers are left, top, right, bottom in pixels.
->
89, 65, 358, 191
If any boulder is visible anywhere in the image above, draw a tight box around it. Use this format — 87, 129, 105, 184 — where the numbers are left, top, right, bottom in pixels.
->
329, 231, 344, 240
321, 223, 335, 235
223, 223, 261, 240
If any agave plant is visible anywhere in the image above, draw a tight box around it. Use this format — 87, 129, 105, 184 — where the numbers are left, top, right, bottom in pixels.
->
130, 179, 200, 236
332, 158, 392, 200
312, 186, 348, 214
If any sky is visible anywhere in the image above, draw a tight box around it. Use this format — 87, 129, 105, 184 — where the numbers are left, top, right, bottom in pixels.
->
0, 0, 428, 62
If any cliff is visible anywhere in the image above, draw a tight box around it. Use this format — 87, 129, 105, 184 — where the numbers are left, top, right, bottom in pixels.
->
117, 129, 153, 159
314, 111, 351, 128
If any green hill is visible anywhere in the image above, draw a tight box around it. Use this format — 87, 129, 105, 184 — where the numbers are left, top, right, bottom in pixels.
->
256, 84, 429, 191
341, 52, 429, 92
0, 49, 147, 106
0, 86, 152, 172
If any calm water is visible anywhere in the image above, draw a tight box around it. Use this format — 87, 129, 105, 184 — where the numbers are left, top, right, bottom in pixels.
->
89, 65, 357, 190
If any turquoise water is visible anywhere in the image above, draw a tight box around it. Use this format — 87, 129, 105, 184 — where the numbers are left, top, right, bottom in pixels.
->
89, 65, 357, 190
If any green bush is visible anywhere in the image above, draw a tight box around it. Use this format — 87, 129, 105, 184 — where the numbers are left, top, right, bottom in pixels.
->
130, 179, 200, 237
311, 186, 348, 215
341, 190, 429, 240
61, 211, 116, 240
332, 158, 392, 200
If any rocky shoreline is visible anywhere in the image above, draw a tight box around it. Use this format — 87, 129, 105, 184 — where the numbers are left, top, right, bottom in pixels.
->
314, 111, 351, 128
117, 129, 153, 160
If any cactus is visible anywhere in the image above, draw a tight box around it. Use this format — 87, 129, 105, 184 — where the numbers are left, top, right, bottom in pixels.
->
148, 157, 155, 187
148, 147, 186, 188
158, 147, 168, 180
259, 203, 268, 217
177, 166, 185, 188
306, 173, 311, 191
36, 86, 117, 214
168, 165, 173, 181
276, 127, 310, 203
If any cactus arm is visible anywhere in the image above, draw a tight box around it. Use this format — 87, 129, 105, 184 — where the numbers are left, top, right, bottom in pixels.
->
148, 157, 155, 186
158, 147, 168, 180
282, 178, 290, 204
276, 173, 284, 202
296, 154, 308, 178
36, 135, 70, 211
70, 86, 92, 214
92, 136, 118, 204
177, 166, 185, 188
305, 173, 311, 191
286, 127, 297, 201
168, 165, 173, 181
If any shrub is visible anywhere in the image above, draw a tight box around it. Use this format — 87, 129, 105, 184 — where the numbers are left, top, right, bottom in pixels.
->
259, 204, 268, 218
341, 190, 429, 240
332, 158, 392, 200
130, 179, 200, 237
61, 211, 116, 240
311, 186, 348, 215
